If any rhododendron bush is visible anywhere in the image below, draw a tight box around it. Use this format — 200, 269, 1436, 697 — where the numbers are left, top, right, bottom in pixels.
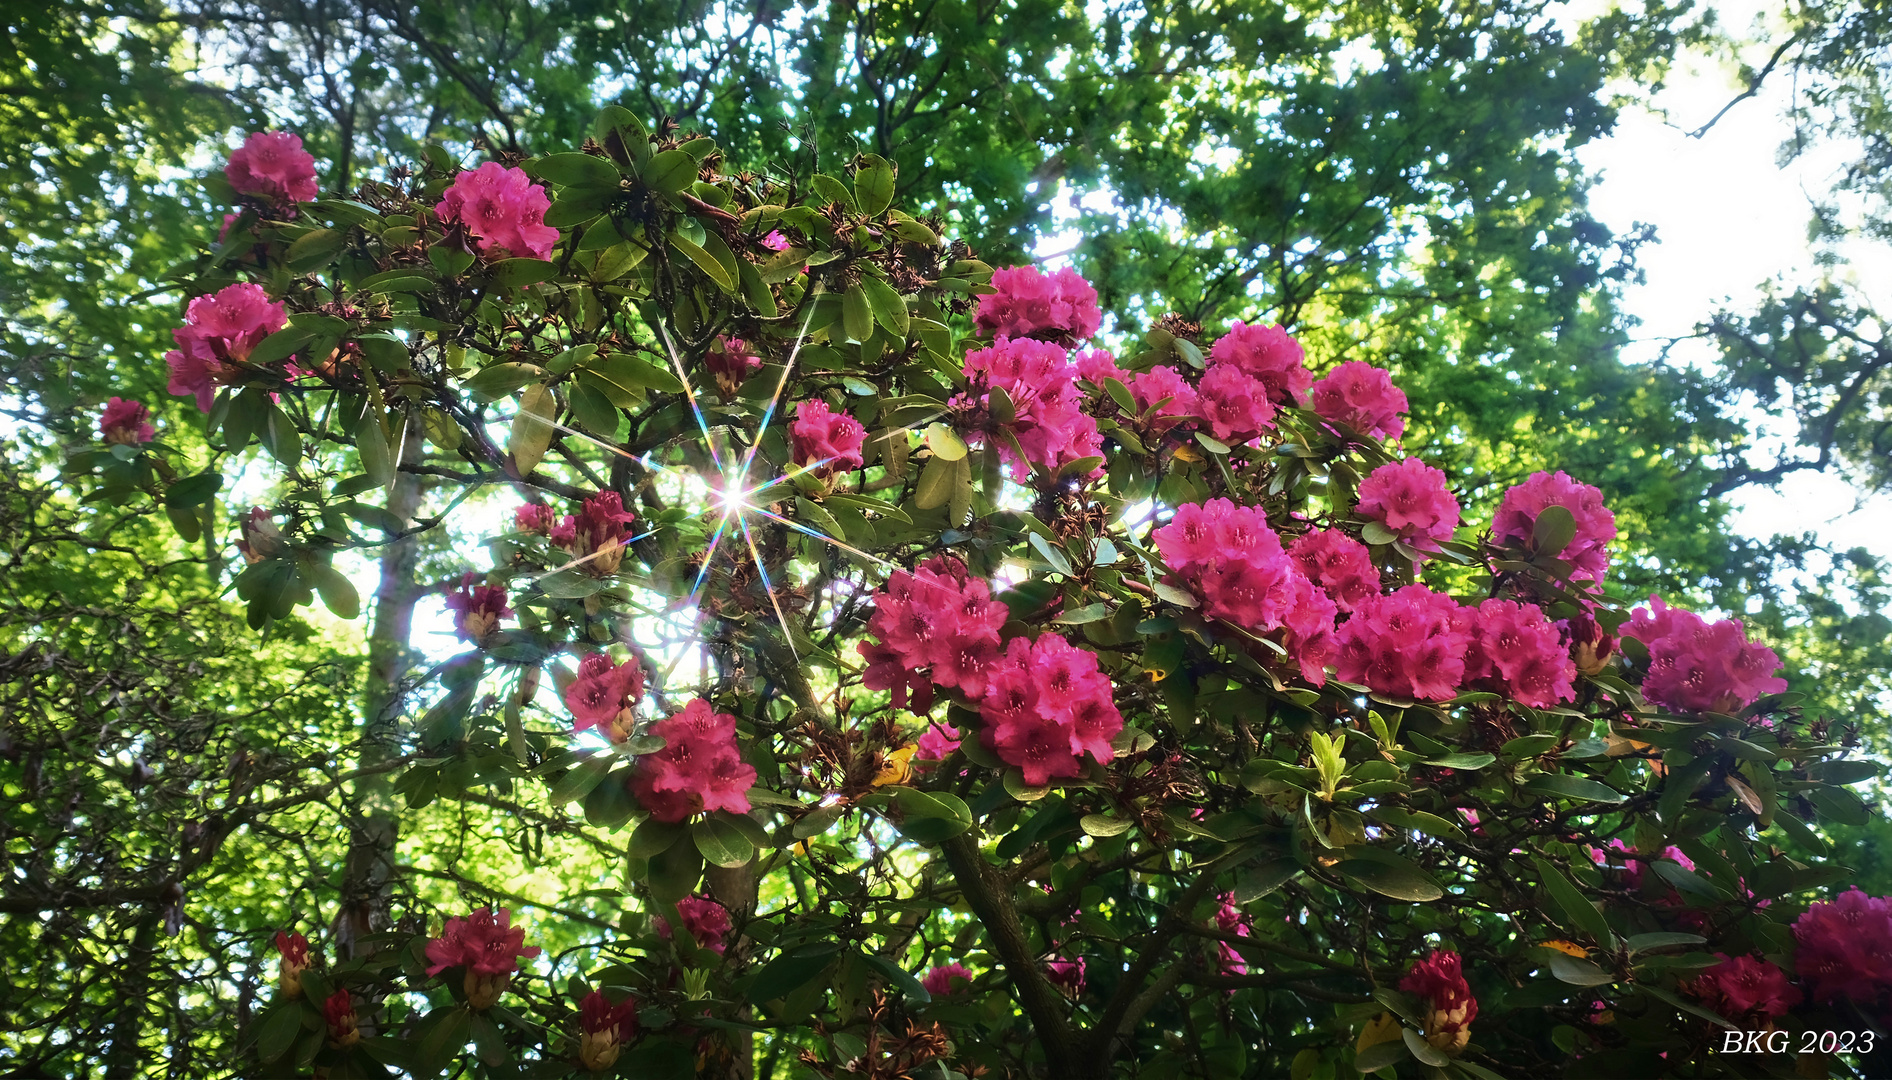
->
79, 110, 1890, 1080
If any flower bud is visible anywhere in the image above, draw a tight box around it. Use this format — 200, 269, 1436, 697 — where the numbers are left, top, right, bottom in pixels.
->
465, 969, 511, 1011
237, 508, 282, 565
1568, 611, 1615, 676
273, 931, 311, 1000
321, 988, 360, 1048
577, 989, 638, 1072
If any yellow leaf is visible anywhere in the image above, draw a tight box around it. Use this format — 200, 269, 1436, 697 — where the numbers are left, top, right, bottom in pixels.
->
872, 745, 917, 788
1539, 939, 1589, 957
1356, 1012, 1402, 1054
1172, 443, 1206, 463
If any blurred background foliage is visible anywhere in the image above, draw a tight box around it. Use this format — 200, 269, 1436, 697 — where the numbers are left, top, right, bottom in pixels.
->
3, 0, 1891, 1073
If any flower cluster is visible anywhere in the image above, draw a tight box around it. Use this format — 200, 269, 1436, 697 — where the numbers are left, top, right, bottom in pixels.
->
1356, 458, 1460, 553
1692, 954, 1800, 1021
707, 335, 763, 397
99, 398, 155, 446
978, 634, 1124, 786
515, 501, 555, 534
1154, 499, 1300, 631
958, 336, 1103, 480
790, 398, 867, 479
1045, 956, 1087, 998
444, 573, 513, 644
1309, 360, 1408, 441
656, 894, 732, 955
1209, 321, 1311, 406
859, 556, 1009, 712
550, 491, 638, 575
921, 962, 973, 996
628, 699, 756, 822
1590, 839, 1695, 893
165, 282, 288, 412
1334, 584, 1470, 701
974, 264, 1101, 344
578, 990, 639, 1072
563, 652, 646, 742
225, 131, 319, 207
1400, 949, 1478, 1055
915, 722, 962, 763
1125, 364, 1200, 426
1463, 599, 1576, 708
1491, 470, 1617, 581
424, 907, 542, 1010
435, 162, 559, 261
1281, 574, 1341, 687
274, 930, 311, 999
1793, 889, 1892, 1003
1192, 321, 1310, 444
1624, 595, 1787, 714
1288, 528, 1380, 612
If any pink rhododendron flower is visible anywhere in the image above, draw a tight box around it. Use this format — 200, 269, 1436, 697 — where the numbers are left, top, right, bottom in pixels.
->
514, 501, 555, 534
1794, 889, 1892, 1003
224, 131, 319, 206
1209, 321, 1310, 406
1213, 893, 1252, 976
563, 651, 646, 742
1196, 363, 1277, 445
921, 962, 973, 995
165, 282, 288, 412
1491, 470, 1617, 582
1288, 528, 1379, 612
424, 906, 541, 977
1281, 574, 1339, 686
99, 398, 156, 446
1334, 584, 1470, 701
1128, 364, 1201, 425
578, 990, 639, 1071
274, 930, 311, 999
707, 335, 763, 397
236, 507, 282, 565
1069, 347, 1122, 388
974, 265, 1101, 343
1309, 360, 1408, 440
760, 230, 791, 252
629, 699, 755, 822
1623, 596, 1787, 714
1692, 954, 1800, 1021
957, 337, 1104, 480
1356, 458, 1460, 553
321, 988, 361, 1048
859, 555, 1009, 711
435, 162, 559, 261
550, 491, 637, 575
1045, 956, 1086, 997
1590, 840, 1696, 896
656, 894, 733, 955
1154, 499, 1301, 631
790, 398, 867, 478
915, 723, 962, 762
1401, 950, 1478, 1054
978, 634, 1123, 785
1463, 599, 1576, 707
443, 573, 513, 644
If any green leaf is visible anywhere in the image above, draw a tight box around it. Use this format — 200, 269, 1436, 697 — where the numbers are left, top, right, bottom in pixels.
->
547, 757, 611, 806
255, 1004, 302, 1063
356, 410, 393, 487
793, 802, 848, 840
644, 148, 697, 195
925, 422, 968, 461
842, 284, 874, 343
285, 227, 346, 269
1054, 602, 1112, 625
628, 815, 685, 858
1523, 774, 1625, 804
748, 943, 843, 1002
488, 257, 557, 288
1401, 1027, 1449, 1068
914, 455, 956, 510
1029, 533, 1074, 576
534, 151, 620, 188
593, 352, 684, 394
646, 835, 704, 902
1544, 951, 1616, 987
1360, 520, 1399, 545
890, 787, 973, 844
1334, 853, 1444, 901
508, 384, 557, 476
462, 361, 548, 400
308, 562, 361, 620
693, 815, 756, 868
859, 273, 909, 337
1234, 859, 1301, 903
567, 380, 620, 435
1624, 931, 1707, 953
670, 232, 734, 290
1080, 813, 1134, 837
1366, 806, 1464, 840
164, 472, 223, 509
853, 154, 896, 215
1422, 752, 1495, 770
1531, 504, 1578, 556
247, 326, 315, 367
1353, 1038, 1407, 1072
595, 105, 651, 167
1533, 856, 1614, 945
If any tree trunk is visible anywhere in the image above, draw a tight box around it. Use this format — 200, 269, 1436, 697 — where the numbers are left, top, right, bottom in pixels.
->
332, 425, 425, 965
